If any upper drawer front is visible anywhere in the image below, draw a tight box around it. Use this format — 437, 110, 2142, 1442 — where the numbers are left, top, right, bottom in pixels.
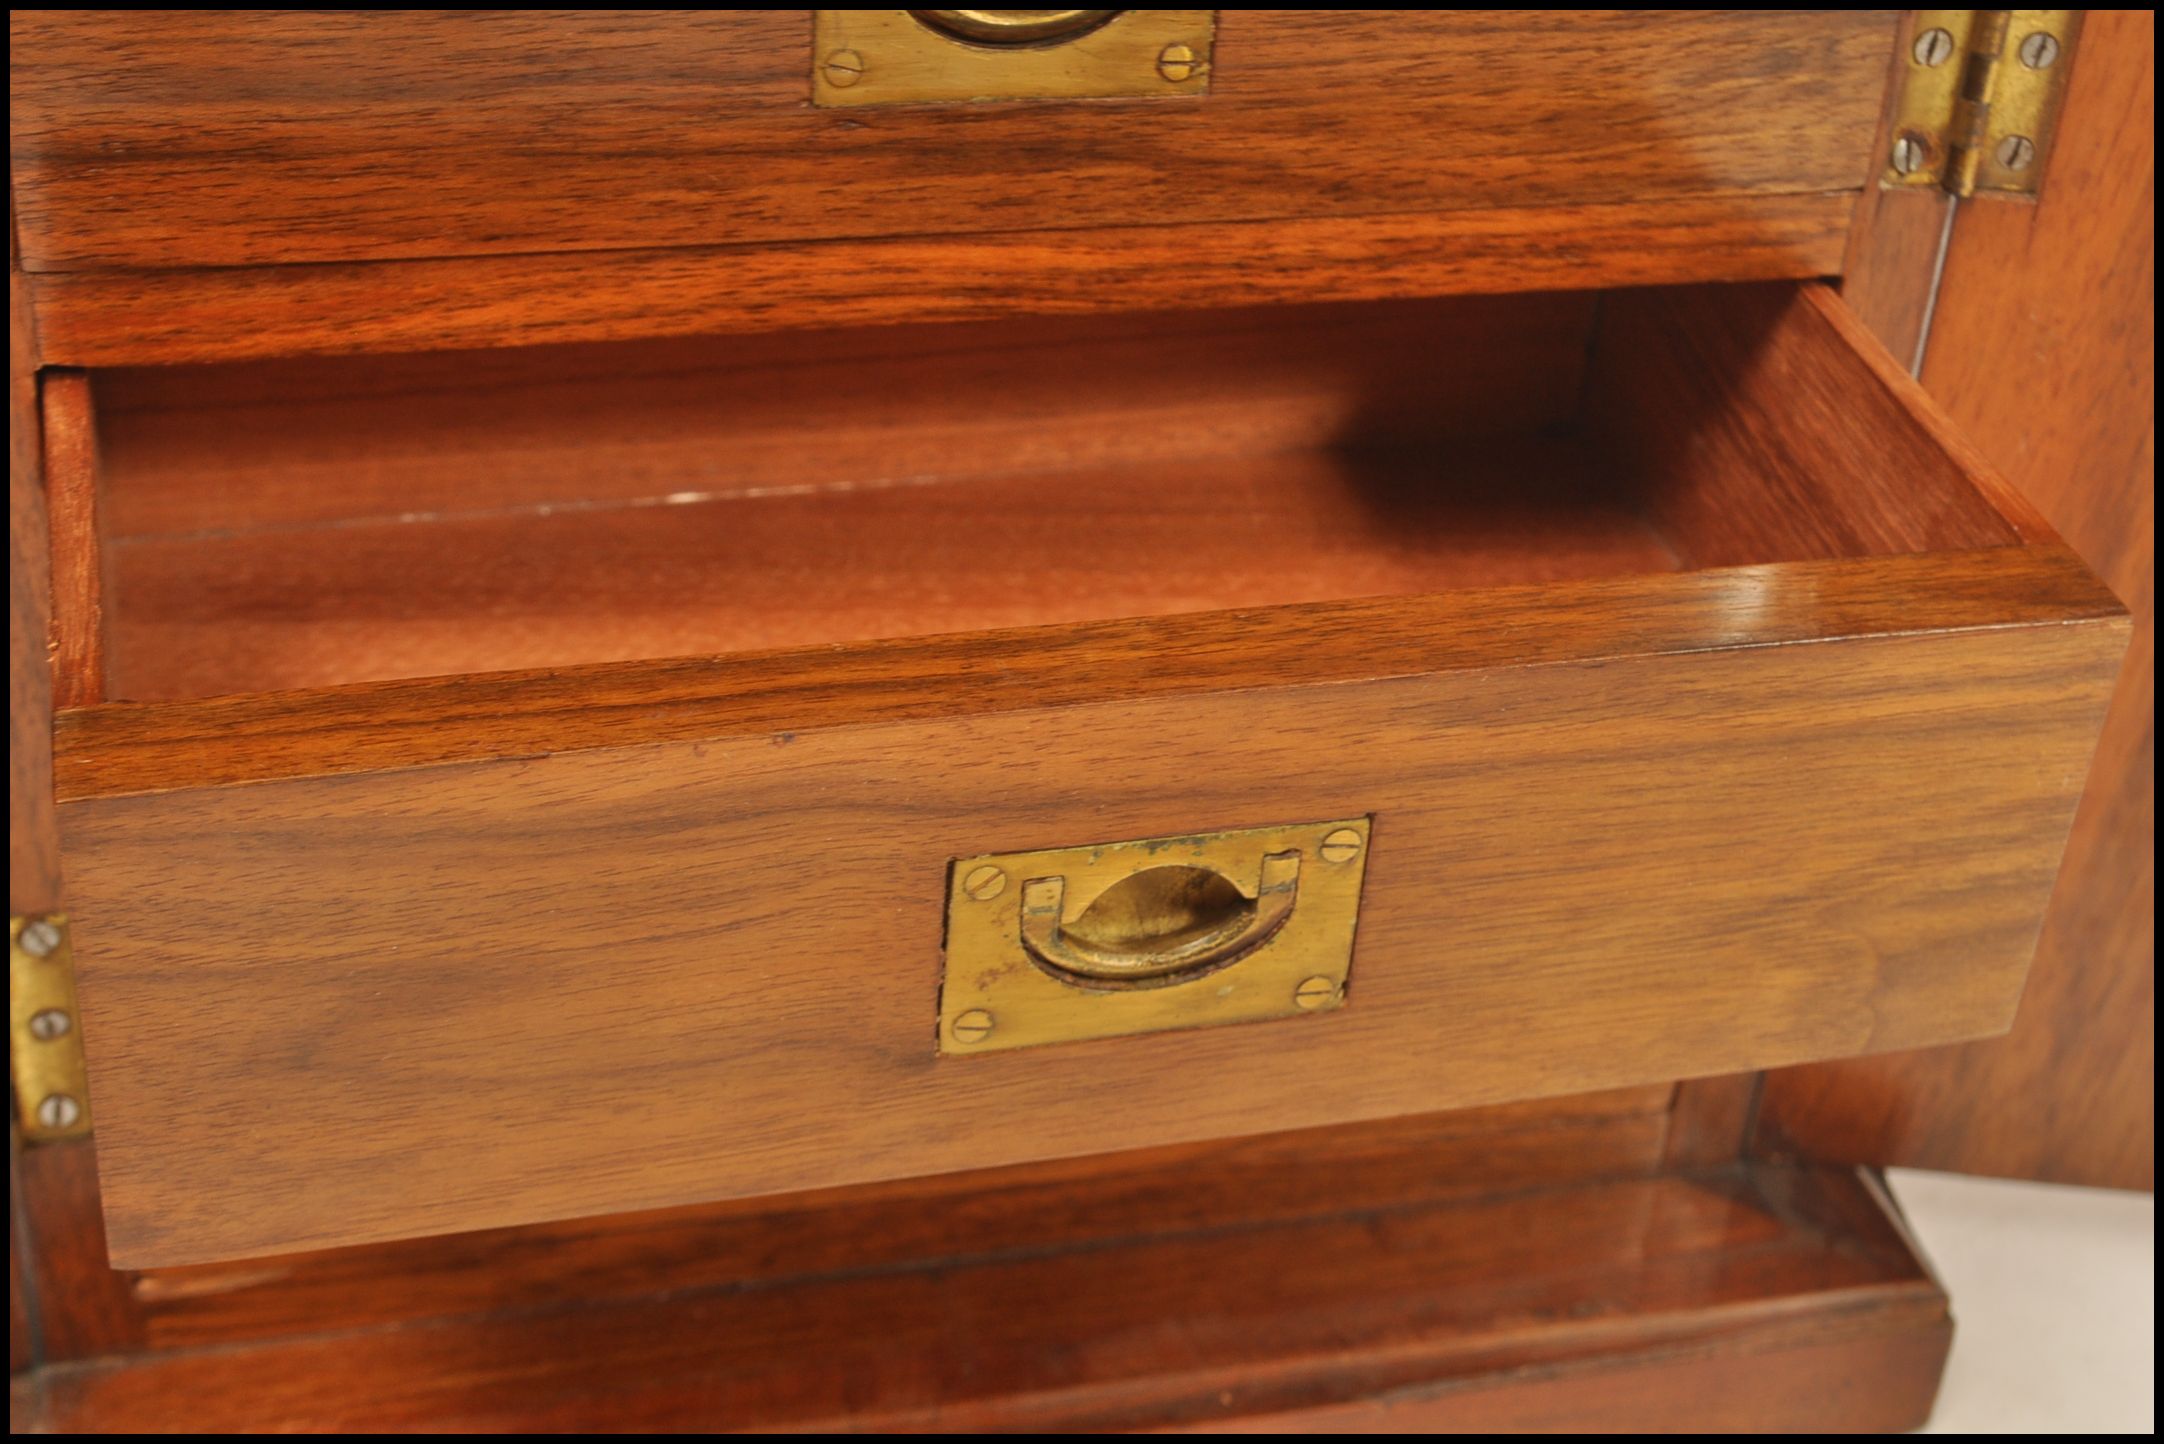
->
8, 10, 1898, 272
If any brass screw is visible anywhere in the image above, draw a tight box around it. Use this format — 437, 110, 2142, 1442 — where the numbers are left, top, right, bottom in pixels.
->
1319, 828, 1364, 864
1912, 27, 1955, 67
28, 1009, 71, 1041
822, 48, 865, 88
951, 1008, 995, 1044
963, 865, 1007, 901
18, 919, 62, 959
2017, 32, 2061, 69
1996, 134, 2038, 171
36, 1094, 81, 1130
1890, 133, 1931, 175
1293, 976, 1339, 1011
1156, 42, 1203, 83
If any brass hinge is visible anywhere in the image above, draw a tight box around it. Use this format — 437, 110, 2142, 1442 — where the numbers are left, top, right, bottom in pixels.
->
1882, 10, 2080, 198
11, 915, 93, 1141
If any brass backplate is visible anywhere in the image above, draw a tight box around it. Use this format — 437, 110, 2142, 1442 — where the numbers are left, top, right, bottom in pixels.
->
812, 10, 1215, 108
11, 915, 93, 1141
940, 817, 1370, 1055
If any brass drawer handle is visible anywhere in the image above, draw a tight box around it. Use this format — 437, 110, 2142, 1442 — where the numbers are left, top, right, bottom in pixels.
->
1019, 851, 1301, 989
911, 10, 1120, 46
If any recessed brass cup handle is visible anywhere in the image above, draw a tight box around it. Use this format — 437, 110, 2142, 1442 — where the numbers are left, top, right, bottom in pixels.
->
911, 10, 1121, 46
1019, 851, 1302, 989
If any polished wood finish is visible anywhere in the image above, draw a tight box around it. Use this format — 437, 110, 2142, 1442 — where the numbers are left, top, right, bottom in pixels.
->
37, 372, 101, 708
8, 11, 1895, 273
63, 605, 2120, 1264
1591, 285, 2036, 561
55, 545, 2119, 803
27, 195, 1857, 369
1760, 11, 2156, 1189
13, 1140, 142, 1364
104, 445, 1669, 701
1661, 1073, 1761, 1170
55, 544, 2118, 803
8, 222, 59, 917
36, 275, 2126, 1264
7, 1163, 1950, 1433
93, 295, 1594, 537
13, 1087, 1671, 1366
132, 1090, 1673, 1354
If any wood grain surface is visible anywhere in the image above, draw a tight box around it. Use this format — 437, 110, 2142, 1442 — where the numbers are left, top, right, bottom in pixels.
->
105, 444, 1672, 702
8, 11, 1897, 273
128, 1088, 1674, 1353
60, 608, 2122, 1265
25, 194, 1859, 368
14, 1082, 1680, 1366
9, 217, 59, 916
54, 545, 2124, 803
1593, 284, 2031, 564
37, 371, 102, 707
7, 1165, 1952, 1433
1760, 10, 2156, 1189
74, 281, 2064, 707
94, 293, 1595, 537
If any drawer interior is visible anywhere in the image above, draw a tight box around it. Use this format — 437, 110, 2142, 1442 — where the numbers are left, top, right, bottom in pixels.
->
64, 281, 2023, 704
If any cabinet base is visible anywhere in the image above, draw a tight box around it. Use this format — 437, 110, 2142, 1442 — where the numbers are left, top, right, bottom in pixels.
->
9, 1159, 1948, 1433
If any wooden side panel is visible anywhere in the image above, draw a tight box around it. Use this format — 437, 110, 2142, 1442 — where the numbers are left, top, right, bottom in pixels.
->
60, 608, 2122, 1265
103, 446, 1673, 702
1760, 11, 2156, 1188
93, 294, 1596, 538
1589, 283, 2029, 566
128, 1089, 1672, 1352
38, 371, 102, 707
8, 223, 57, 915
8, 11, 1897, 273
5, 1165, 1953, 1434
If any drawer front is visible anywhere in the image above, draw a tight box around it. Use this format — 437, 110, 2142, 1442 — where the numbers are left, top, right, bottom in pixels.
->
10, 10, 1897, 273
46, 283, 2128, 1266
60, 559, 2118, 1267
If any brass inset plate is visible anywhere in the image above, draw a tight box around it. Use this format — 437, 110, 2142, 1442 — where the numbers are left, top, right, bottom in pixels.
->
812, 10, 1215, 108
940, 817, 1370, 1055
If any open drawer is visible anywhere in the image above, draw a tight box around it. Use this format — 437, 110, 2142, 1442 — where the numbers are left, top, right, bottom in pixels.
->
44, 281, 2123, 1266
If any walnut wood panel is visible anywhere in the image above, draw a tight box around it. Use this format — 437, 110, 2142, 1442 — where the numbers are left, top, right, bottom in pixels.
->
55, 546, 2123, 803
8, 217, 58, 916
128, 1088, 1671, 1353
94, 293, 1594, 539
9, 11, 1896, 273
12, 1139, 142, 1364
1591, 283, 2036, 565
12, 1083, 1672, 1364
60, 605, 2122, 1265
77, 281, 2059, 706
38, 370, 102, 707
1760, 11, 2156, 1189
106, 445, 1673, 702
6, 1165, 1951, 1433
25, 194, 1858, 368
